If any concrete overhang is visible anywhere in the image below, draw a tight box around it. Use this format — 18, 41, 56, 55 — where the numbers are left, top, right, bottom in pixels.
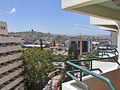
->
90, 16, 118, 32
62, 0, 120, 21
99, 26, 117, 32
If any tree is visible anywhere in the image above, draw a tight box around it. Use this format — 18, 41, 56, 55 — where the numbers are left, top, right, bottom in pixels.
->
73, 42, 78, 59
40, 39, 43, 50
68, 45, 72, 55
68, 45, 73, 60
53, 40, 56, 46
22, 48, 56, 90
78, 55, 84, 60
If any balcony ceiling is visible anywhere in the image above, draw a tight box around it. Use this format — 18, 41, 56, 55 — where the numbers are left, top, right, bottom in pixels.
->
62, 0, 120, 21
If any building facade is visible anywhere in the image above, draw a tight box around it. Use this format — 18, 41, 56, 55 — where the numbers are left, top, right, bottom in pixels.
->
111, 32, 117, 46
0, 21, 24, 90
70, 36, 92, 55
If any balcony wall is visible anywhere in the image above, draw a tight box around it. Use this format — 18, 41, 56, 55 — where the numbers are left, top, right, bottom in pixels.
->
1, 47, 8, 53
0, 45, 21, 54
14, 83, 24, 90
0, 68, 22, 85
0, 60, 22, 74
1, 76, 24, 90
0, 53, 21, 64
0, 37, 22, 43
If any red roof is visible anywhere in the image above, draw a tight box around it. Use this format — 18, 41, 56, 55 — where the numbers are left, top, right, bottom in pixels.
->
50, 47, 59, 49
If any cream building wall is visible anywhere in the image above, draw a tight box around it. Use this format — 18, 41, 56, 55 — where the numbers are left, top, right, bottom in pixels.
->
0, 21, 8, 35
0, 21, 24, 90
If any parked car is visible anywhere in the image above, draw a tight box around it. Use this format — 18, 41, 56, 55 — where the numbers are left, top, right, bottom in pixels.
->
48, 80, 52, 85
42, 88, 46, 90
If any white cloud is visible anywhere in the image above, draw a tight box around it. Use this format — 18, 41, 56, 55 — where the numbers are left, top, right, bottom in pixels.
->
74, 24, 79, 26
10, 7, 17, 14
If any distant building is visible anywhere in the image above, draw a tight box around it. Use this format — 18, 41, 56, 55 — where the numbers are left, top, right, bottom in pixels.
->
70, 36, 92, 55
111, 32, 117, 46
50, 46, 59, 51
31, 29, 34, 35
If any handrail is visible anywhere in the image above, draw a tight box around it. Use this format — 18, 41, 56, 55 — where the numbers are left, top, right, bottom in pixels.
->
97, 45, 118, 53
98, 45, 117, 48
93, 49, 118, 59
67, 70, 90, 90
68, 56, 120, 66
67, 59, 116, 90
66, 45, 119, 90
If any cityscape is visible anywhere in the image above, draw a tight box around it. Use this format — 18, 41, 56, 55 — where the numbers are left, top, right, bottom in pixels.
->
0, 0, 120, 90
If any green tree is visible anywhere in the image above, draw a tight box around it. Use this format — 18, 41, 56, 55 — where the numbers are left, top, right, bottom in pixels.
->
73, 42, 78, 59
22, 48, 56, 90
68, 45, 72, 55
68, 45, 73, 60
78, 55, 84, 60
40, 39, 43, 50
53, 40, 56, 46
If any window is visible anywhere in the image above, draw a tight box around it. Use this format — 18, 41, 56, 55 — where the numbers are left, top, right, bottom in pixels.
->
82, 41, 88, 53
0, 26, 5, 30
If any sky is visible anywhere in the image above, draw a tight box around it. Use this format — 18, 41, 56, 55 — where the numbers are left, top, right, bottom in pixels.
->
0, 0, 110, 36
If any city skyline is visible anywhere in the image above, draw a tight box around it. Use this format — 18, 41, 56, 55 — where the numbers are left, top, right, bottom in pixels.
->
0, 0, 110, 35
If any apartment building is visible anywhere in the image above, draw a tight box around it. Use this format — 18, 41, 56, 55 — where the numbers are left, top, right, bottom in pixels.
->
0, 21, 24, 90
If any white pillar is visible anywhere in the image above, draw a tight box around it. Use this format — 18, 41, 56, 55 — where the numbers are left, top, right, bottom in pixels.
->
117, 21, 120, 61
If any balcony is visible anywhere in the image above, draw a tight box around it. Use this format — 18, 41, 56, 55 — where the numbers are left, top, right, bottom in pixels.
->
0, 68, 22, 85
0, 53, 21, 64
63, 45, 119, 90
7, 46, 14, 52
0, 45, 21, 53
0, 76, 24, 90
0, 60, 22, 74
0, 37, 22, 44
17, 45, 21, 50
12, 82, 24, 90
1, 47, 8, 53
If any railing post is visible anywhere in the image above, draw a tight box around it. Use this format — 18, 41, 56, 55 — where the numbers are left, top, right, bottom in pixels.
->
80, 70, 82, 81
102, 52, 103, 57
90, 61, 92, 70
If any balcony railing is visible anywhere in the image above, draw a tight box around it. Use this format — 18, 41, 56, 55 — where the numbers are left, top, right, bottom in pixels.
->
66, 45, 119, 90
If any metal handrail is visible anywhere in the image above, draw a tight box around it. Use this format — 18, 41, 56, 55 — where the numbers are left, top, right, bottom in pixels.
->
66, 55, 120, 90
93, 49, 118, 59
97, 45, 118, 53
66, 45, 119, 90
67, 70, 90, 90
66, 58, 117, 90
98, 45, 117, 48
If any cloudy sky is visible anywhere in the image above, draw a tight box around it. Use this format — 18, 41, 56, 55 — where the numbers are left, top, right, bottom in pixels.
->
0, 0, 110, 35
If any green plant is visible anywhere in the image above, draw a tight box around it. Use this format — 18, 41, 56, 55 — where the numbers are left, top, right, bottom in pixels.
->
22, 48, 56, 90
